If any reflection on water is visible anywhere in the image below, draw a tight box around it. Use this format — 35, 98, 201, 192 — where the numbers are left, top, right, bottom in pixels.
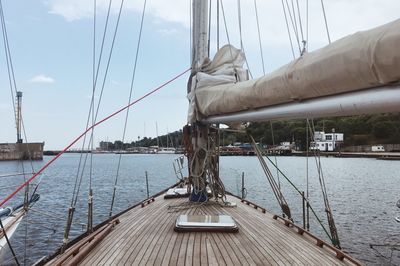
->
0, 154, 399, 265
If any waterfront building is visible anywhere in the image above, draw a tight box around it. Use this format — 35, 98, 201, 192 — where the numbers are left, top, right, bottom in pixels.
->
310, 129, 344, 151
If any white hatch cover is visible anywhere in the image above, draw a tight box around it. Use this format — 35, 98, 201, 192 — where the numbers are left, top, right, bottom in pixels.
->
174, 215, 238, 232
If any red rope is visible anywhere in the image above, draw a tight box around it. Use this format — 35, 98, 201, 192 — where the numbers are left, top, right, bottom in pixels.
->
0, 68, 191, 207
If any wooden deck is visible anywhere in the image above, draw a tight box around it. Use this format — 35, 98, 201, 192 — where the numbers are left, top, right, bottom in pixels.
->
48, 193, 359, 265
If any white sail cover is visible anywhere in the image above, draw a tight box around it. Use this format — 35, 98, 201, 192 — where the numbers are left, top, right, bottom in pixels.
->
188, 45, 248, 122
190, 19, 400, 122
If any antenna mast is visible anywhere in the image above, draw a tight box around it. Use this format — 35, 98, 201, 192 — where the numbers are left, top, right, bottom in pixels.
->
16, 91, 23, 143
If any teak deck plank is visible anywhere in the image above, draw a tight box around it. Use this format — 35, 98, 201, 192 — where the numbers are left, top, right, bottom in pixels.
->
199, 232, 208, 266
225, 205, 304, 265
72, 194, 358, 266
192, 232, 201, 266
84, 199, 170, 264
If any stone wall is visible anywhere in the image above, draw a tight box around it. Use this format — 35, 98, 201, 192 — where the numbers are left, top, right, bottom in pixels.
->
0, 142, 44, 160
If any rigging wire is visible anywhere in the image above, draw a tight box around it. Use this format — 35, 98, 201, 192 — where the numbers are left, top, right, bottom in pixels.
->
306, 0, 309, 51
67, 0, 112, 202
207, 0, 212, 57
237, 0, 244, 51
295, 0, 307, 54
66, 0, 129, 242
87, 0, 98, 234
0, 1, 35, 174
280, 0, 295, 59
236, 0, 253, 79
320, 0, 331, 44
284, 0, 301, 54
190, 0, 192, 66
24, 209, 28, 265
306, 118, 310, 231
216, 0, 219, 50
295, 0, 304, 42
69, 0, 114, 210
249, 135, 291, 219
70, 0, 116, 212
263, 154, 334, 243
0, 0, 17, 127
307, 118, 341, 248
0, 67, 191, 209
0, 4, 37, 261
289, 0, 300, 44
269, 122, 281, 190
109, 0, 147, 217
64, 0, 130, 244
218, 0, 232, 59
0, 172, 35, 179
253, 0, 266, 75
1, 1, 37, 178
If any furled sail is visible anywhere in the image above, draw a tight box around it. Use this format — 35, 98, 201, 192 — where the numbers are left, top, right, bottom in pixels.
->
189, 19, 400, 122
187, 45, 248, 123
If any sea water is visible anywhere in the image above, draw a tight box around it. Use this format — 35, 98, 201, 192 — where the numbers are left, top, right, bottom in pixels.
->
0, 154, 399, 265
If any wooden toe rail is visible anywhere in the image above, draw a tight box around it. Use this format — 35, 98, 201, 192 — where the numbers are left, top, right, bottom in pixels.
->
240, 199, 267, 213
53, 219, 120, 266
141, 197, 155, 207
273, 215, 362, 266
0, 210, 25, 239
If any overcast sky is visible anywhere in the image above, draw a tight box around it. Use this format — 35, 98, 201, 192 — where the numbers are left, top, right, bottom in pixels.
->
0, 0, 399, 149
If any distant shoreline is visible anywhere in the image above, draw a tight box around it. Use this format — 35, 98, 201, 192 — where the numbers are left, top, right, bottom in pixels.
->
43, 150, 400, 159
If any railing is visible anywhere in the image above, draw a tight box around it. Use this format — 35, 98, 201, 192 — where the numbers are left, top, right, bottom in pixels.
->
272, 215, 362, 266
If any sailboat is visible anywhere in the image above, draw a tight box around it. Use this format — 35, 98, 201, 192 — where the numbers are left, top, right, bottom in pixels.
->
157, 133, 176, 154
1, 0, 399, 265
0, 194, 39, 251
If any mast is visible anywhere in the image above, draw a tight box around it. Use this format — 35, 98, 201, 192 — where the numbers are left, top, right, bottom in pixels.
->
189, 0, 210, 202
191, 0, 208, 71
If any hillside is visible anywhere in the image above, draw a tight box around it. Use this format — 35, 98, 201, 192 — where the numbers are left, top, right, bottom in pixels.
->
100, 113, 400, 150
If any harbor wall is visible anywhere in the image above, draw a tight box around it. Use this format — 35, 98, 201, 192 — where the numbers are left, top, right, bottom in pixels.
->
341, 144, 400, 152
0, 142, 44, 160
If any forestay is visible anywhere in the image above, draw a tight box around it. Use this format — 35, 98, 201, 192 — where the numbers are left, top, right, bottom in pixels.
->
189, 19, 400, 122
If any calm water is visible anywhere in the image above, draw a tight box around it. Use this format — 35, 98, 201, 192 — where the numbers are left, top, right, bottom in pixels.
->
0, 154, 399, 265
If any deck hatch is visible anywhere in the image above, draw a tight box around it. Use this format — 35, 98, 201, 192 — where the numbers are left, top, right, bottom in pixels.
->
174, 214, 238, 232
164, 188, 190, 199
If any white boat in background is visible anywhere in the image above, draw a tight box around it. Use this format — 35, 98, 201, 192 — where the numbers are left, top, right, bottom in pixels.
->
0, 193, 39, 252
0, 209, 25, 251
157, 147, 176, 154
